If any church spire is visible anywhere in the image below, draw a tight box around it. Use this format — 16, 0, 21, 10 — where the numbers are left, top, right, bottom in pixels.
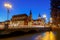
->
30, 10, 32, 16
38, 13, 41, 17
29, 10, 32, 21
38, 13, 41, 19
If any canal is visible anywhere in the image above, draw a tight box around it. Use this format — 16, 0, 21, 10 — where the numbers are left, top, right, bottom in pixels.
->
0, 31, 60, 40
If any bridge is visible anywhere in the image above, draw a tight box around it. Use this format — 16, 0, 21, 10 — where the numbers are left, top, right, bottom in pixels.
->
4, 25, 51, 34
0, 25, 59, 35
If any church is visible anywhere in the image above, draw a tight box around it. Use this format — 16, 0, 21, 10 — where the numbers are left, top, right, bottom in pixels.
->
9, 10, 45, 28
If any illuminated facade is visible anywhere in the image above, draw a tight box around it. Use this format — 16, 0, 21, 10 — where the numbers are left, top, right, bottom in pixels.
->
32, 14, 44, 26
11, 14, 28, 25
9, 11, 45, 28
0, 22, 5, 29
51, 0, 60, 25
0, 11, 45, 29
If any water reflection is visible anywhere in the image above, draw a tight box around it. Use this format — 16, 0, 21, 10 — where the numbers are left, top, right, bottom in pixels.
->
50, 31, 56, 40
35, 31, 56, 40
0, 31, 57, 40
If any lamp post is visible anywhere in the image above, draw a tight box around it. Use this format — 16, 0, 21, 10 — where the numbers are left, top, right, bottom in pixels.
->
4, 3, 12, 20
43, 14, 46, 27
4, 3, 12, 30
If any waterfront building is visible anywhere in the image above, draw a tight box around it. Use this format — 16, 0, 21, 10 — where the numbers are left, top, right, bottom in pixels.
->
0, 10, 45, 29
9, 14, 28, 28
51, 0, 60, 26
9, 11, 45, 28
0, 22, 5, 29
32, 14, 44, 26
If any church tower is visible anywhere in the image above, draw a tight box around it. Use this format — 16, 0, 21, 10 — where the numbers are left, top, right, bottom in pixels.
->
51, 0, 60, 25
29, 10, 32, 21
38, 13, 41, 19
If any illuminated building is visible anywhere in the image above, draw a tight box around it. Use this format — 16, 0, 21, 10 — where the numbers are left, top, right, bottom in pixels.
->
11, 14, 28, 25
28, 10, 33, 27
0, 10, 45, 29
51, 0, 60, 25
32, 14, 44, 26
0, 22, 5, 29
9, 10, 45, 28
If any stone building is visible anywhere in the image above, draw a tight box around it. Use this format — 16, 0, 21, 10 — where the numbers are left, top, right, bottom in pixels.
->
0, 22, 5, 29
32, 14, 44, 27
51, 0, 60, 25
8, 11, 45, 28
9, 14, 28, 28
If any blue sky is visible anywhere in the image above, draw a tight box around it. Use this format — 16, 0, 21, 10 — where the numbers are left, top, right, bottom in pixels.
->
0, 0, 50, 22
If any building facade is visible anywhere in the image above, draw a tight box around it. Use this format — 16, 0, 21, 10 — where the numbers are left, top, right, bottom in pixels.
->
0, 22, 5, 29
51, 0, 60, 25
9, 11, 45, 28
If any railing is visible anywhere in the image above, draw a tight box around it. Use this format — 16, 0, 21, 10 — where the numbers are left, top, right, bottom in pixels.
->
8, 25, 45, 29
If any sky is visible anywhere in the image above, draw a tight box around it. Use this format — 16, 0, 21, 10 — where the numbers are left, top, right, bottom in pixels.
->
0, 0, 50, 22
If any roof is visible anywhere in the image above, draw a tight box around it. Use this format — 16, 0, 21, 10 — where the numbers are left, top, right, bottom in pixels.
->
12, 14, 28, 18
33, 18, 44, 21
4, 20, 10, 22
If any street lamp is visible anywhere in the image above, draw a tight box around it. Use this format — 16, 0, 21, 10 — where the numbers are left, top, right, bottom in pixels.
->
4, 3, 12, 20
43, 14, 46, 22
4, 3, 12, 30
43, 14, 46, 27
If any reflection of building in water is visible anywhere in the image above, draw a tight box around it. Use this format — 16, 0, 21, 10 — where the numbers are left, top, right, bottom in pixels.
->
35, 32, 56, 40
43, 32, 56, 40
51, 0, 60, 25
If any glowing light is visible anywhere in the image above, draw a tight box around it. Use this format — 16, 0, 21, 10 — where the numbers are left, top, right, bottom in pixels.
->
4, 3, 12, 9
50, 17, 52, 23
43, 14, 46, 18
42, 32, 50, 40
43, 14, 46, 22
42, 31, 56, 40
50, 31, 56, 40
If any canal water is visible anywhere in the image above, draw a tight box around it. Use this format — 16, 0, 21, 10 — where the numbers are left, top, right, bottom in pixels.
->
0, 31, 60, 40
